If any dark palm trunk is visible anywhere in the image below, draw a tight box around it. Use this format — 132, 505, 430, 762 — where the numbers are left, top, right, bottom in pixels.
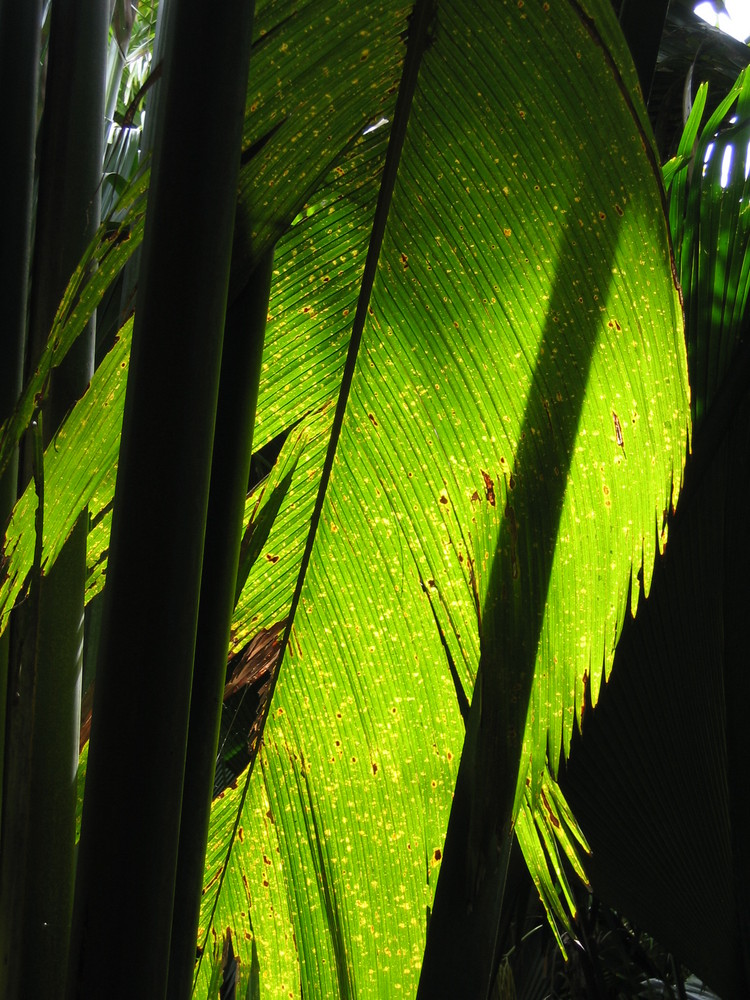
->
71, 1, 256, 995
0, 2, 106, 996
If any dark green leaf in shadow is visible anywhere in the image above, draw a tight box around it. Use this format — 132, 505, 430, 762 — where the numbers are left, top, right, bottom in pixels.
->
0, 178, 146, 483
559, 61, 750, 999
666, 66, 750, 426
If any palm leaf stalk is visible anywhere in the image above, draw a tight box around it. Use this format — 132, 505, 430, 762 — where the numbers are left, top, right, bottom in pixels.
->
70, 1, 255, 996
104, 0, 139, 128
167, 250, 274, 999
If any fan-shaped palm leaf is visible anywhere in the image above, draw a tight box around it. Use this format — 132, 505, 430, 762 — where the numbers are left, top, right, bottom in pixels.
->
197, 0, 688, 995
1, 1, 689, 995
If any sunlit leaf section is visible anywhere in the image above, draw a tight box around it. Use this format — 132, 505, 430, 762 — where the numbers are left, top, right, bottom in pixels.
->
255, 127, 390, 451
0, 322, 132, 636
198, 775, 300, 999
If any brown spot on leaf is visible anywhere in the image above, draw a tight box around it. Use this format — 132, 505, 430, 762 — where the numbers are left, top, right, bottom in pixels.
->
103, 226, 130, 247
541, 789, 560, 829
368, 412, 378, 428
264, 553, 279, 563
612, 410, 626, 455
481, 470, 496, 506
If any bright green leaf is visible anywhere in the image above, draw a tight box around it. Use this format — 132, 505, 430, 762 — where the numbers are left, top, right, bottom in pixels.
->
200, 0, 689, 995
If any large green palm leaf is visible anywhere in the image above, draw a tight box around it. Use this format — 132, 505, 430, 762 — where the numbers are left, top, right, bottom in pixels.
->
198, 0, 688, 994
0, 1, 689, 995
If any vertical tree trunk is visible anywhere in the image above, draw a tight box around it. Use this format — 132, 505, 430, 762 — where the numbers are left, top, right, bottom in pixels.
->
71, 1, 256, 996
0, 2, 106, 996
0, 0, 41, 847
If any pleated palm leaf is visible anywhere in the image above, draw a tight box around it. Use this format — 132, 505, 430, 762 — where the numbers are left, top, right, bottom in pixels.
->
0, 0, 691, 996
